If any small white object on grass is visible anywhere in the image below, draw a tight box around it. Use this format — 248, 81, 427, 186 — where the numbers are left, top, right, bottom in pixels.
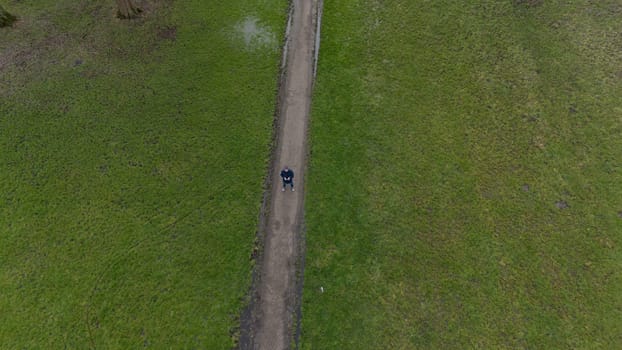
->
320, 286, 324, 293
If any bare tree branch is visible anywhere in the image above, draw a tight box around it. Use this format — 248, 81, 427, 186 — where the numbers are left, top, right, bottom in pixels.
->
116, 0, 142, 19
0, 5, 16, 27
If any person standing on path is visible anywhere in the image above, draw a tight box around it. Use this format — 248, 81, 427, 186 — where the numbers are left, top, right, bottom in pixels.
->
280, 166, 295, 192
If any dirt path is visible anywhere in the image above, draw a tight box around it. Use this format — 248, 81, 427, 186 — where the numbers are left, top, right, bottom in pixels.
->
239, 1, 319, 349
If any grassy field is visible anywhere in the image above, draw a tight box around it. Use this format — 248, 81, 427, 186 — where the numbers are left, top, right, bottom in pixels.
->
302, 0, 622, 349
0, 0, 286, 347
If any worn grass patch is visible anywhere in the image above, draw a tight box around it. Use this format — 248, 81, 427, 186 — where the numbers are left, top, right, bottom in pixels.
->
302, 0, 622, 349
0, 0, 286, 348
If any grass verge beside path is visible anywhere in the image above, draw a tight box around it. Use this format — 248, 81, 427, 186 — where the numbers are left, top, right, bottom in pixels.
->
0, 0, 286, 347
302, 1, 622, 348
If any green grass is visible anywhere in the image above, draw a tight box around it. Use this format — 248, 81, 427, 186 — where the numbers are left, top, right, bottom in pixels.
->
302, 1, 622, 348
0, 0, 286, 348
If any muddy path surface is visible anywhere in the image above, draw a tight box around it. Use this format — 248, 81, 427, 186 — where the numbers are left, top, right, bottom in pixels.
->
239, 0, 320, 349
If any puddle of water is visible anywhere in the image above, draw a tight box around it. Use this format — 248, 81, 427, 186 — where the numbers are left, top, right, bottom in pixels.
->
234, 16, 276, 51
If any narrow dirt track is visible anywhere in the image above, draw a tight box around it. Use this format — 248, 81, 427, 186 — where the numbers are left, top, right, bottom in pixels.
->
240, 0, 319, 349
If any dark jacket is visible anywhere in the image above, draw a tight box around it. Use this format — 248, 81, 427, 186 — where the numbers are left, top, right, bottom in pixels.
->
280, 169, 294, 183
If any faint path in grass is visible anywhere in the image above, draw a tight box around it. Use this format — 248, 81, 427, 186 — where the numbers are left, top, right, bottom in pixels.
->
83, 197, 220, 348
240, 0, 320, 349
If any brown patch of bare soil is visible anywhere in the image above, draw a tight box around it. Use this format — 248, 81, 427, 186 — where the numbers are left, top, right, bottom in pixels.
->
157, 26, 177, 41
